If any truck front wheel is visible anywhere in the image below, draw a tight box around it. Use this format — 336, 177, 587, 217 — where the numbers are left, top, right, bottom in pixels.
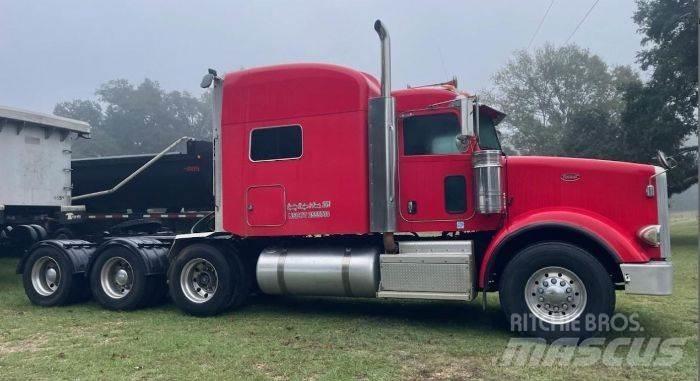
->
168, 243, 249, 316
499, 242, 615, 339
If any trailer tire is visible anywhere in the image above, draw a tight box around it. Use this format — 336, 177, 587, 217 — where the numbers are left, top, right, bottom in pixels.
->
499, 242, 615, 340
89, 247, 157, 310
169, 243, 247, 316
52, 228, 75, 240
22, 246, 88, 306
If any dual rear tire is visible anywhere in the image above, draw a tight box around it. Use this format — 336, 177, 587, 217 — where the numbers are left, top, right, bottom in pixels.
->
22, 246, 90, 306
168, 243, 251, 316
89, 247, 167, 310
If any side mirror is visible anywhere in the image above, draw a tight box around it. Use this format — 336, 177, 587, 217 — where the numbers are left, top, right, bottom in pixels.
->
455, 135, 469, 153
200, 73, 214, 89
200, 68, 219, 89
459, 96, 475, 137
656, 150, 672, 169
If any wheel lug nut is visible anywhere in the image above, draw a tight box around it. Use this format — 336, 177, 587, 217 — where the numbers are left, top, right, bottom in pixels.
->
567, 296, 573, 302
560, 281, 566, 286
543, 281, 549, 287
538, 297, 544, 302
554, 306, 559, 311
562, 304, 568, 310
538, 288, 544, 294
566, 287, 572, 293
545, 304, 550, 309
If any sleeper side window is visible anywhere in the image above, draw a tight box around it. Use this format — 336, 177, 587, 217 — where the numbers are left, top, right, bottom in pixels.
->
250, 125, 302, 161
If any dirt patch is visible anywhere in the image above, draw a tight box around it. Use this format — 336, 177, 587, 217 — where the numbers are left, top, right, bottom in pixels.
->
0, 334, 49, 356
254, 362, 290, 381
404, 355, 485, 381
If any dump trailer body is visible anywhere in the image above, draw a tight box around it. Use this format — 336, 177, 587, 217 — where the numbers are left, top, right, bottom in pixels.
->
71, 140, 213, 213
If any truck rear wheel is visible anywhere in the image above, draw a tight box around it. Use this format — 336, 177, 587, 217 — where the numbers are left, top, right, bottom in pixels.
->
22, 246, 89, 306
90, 247, 163, 310
499, 242, 615, 340
168, 243, 249, 316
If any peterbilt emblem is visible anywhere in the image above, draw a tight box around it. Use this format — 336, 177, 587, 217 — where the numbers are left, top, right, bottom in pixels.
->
561, 173, 581, 182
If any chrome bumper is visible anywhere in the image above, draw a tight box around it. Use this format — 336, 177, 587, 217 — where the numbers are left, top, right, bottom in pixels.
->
620, 261, 673, 295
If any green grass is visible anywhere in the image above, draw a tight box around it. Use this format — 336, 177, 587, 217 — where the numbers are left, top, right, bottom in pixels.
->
0, 218, 697, 380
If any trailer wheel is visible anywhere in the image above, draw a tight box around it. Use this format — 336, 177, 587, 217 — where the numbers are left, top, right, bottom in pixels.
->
90, 247, 159, 310
169, 243, 248, 316
499, 242, 615, 340
22, 246, 88, 306
52, 228, 75, 240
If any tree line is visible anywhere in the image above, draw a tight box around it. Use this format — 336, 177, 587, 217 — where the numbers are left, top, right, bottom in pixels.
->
55, 0, 697, 195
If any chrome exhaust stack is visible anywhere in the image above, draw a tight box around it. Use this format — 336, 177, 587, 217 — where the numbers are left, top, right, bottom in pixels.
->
374, 20, 391, 97
368, 19, 397, 237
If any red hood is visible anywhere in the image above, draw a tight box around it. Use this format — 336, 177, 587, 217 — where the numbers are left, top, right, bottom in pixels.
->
504, 155, 659, 250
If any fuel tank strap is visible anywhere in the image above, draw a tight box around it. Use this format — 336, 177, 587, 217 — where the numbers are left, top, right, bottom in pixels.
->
341, 248, 354, 297
276, 248, 288, 294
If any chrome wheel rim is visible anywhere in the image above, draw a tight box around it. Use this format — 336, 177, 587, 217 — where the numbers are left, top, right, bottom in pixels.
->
100, 257, 133, 299
180, 258, 218, 304
31, 256, 61, 296
524, 266, 587, 325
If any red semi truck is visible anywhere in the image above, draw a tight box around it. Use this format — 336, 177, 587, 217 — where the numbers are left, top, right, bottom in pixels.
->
19, 21, 672, 338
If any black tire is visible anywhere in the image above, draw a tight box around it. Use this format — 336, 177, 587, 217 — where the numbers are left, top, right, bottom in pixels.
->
499, 242, 615, 340
168, 243, 249, 316
89, 247, 162, 310
22, 246, 89, 306
29, 225, 48, 240
52, 228, 75, 240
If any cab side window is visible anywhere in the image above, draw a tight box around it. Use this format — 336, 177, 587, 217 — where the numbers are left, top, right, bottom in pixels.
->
403, 113, 460, 155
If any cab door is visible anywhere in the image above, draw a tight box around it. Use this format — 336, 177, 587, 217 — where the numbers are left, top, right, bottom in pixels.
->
397, 110, 473, 230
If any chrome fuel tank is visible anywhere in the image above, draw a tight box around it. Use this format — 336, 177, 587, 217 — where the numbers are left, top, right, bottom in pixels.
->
256, 245, 380, 297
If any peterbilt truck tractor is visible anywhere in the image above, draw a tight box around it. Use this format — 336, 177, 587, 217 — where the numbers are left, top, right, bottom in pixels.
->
18, 20, 673, 338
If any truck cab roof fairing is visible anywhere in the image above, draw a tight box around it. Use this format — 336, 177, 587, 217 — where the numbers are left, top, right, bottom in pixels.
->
221, 63, 381, 125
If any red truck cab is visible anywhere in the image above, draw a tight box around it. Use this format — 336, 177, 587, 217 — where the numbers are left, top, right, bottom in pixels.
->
178, 20, 672, 338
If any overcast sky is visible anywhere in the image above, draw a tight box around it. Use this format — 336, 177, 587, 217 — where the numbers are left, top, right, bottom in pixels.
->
1, 1, 642, 114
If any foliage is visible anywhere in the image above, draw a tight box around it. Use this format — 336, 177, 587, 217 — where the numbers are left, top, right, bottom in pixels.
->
490, 44, 631, 157
634, 0, 698, 193
54, 79, 211, 158
490, 0, 698, 194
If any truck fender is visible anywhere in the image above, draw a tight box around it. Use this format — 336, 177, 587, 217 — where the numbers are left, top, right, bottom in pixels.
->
166, 232, 233, 261
17, 240, 96, 275
89, 237, 171, 276
478, 209, 649, 289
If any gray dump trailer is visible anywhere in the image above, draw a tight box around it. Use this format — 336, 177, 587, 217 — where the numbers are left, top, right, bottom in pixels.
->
0, 105, 215, 253
0, 106, 90, 247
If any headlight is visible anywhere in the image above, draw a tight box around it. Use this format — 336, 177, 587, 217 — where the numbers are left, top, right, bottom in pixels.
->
638, 225, 661, 247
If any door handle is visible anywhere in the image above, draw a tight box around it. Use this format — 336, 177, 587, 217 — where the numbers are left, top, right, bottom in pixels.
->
407, 200, 417, 215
